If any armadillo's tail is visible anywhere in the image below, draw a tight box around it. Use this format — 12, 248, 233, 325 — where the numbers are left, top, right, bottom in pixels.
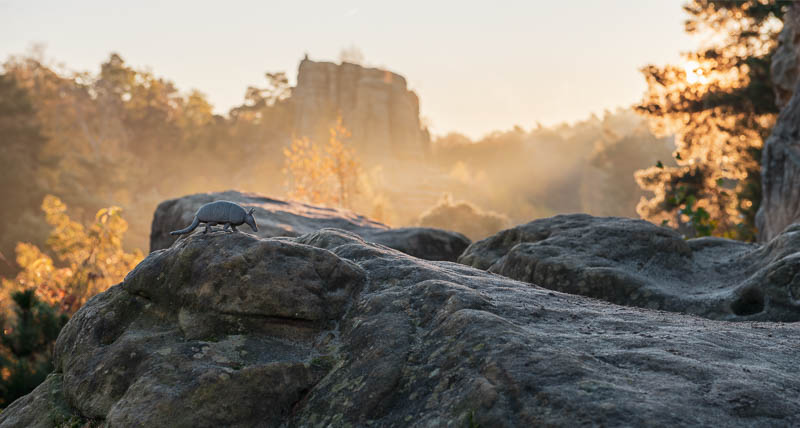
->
170, 216, 200, 235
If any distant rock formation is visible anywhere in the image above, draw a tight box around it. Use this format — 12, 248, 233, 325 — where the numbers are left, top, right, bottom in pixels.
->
459, 214, 800, 322
150, 190, 469, 262
757, 3, 800, 242
4, 227, 800, 426
290, 58, 429, 159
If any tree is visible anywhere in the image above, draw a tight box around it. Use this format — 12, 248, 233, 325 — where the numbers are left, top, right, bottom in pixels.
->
0, 195, 140, 408
227, 72, 294, 183
325, 118, 360, 208
1, 196, 142, 315
231, 72, 291, 117
283, 118, 362, 208
0, 73, 49, 278
635, 0, 791, 240
2, 51, 227, 252
0, 289, 67, 408
583, 127, 675, 218
282, 136, 332, 205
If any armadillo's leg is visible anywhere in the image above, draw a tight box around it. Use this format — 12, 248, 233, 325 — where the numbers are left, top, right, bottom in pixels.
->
204, 223, 215, 234
223, 223, 231, 232
231, 225, 238, 232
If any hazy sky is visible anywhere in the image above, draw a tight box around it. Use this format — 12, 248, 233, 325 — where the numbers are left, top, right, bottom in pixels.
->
0, 0, 695, 139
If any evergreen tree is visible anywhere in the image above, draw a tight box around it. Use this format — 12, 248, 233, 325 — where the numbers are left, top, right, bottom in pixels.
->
636, 0, 792, 240
0, 289, 68, 408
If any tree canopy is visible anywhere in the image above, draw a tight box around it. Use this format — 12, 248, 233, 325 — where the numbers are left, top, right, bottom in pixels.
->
636, 0, 792, 240
0, 52, 295, 256
283, 118, 362, 209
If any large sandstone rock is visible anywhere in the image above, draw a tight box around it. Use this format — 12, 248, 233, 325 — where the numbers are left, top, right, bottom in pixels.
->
459, 214, 800, 322
757, 81, 800, 242
771, 3, 800, 109
150, 190, 469, 262
757, 3, 800, 241
290, 58, 429, 159
3, 228, 800, 426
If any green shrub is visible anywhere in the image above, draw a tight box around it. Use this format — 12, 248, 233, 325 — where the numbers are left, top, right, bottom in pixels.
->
0, 289, 68, 408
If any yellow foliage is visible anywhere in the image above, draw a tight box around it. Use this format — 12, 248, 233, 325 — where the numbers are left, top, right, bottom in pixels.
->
283, 117, 361, 208
633, 1, 784, 240
1, 195, 143, 315
283, 137, 331, 205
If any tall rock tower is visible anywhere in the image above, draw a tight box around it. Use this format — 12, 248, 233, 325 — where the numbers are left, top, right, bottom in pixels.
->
757, 3, 800, 242
290, 58, 429, 159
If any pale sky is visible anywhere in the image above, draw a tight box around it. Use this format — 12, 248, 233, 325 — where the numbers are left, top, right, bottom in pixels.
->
0, 0, 695, 139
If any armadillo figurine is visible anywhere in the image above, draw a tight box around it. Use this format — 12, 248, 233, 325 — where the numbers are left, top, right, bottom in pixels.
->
170, 201, 258, 236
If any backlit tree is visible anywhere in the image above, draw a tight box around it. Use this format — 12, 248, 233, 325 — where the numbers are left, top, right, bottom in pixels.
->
283, 118, 362, 208
635, 0, 791, 240
1, 196, 142, 315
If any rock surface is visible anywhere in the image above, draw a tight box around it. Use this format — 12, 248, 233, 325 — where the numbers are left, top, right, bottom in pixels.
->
459, 214, 800, 322
290, 58, 429, 159
757, 2, 800, 242
771, 3, 800, 109
3, 227, 800, 427
757, 82, 800, 241
150, 190, 469, 262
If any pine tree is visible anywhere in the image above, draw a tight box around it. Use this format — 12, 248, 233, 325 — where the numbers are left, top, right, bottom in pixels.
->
0, 289, 67, 408
635, 0, 792, 240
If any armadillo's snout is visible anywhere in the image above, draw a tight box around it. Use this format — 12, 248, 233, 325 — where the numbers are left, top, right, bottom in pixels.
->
247, 217, 258, 232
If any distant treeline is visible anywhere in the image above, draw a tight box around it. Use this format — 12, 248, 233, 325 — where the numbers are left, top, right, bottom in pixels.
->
0, 50, 674, 278
0, 51, 294, 276
426, 110, 675, 228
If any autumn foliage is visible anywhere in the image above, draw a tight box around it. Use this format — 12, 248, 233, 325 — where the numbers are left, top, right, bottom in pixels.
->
0, 196, 140, 407
635, 0, 789, 239
1, 196, 142, 316
283, 117, 362, 209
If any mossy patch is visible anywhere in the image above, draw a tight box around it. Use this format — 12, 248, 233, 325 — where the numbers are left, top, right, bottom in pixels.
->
310, 355, 337, 371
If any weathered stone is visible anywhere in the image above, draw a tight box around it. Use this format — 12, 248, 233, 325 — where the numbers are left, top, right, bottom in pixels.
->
757, 82, 800, 242
3, 227, 800, 427
757, 3, 800, 242
0, 375, 83, 428
150, 190, 469, 262
771, 3, 800, 109
291, 58, 429, 159
459, 213, 800, 321
44, 231, 364, 426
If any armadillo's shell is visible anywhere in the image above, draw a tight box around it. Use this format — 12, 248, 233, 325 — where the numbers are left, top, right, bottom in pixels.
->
195, 201, 246, 224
